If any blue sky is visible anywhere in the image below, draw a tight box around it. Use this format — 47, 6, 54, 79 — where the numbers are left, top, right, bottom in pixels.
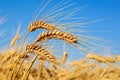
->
0, 0, 120, 57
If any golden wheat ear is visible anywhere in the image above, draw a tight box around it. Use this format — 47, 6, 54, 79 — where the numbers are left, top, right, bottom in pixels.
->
26, 44, 60, 65
28, 20, 57, 32
86, 53, 105, 62
34, 30, 78, 45
33, 30, 89, 53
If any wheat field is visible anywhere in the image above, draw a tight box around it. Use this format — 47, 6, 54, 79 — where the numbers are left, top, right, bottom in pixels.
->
0, 0, 120, 80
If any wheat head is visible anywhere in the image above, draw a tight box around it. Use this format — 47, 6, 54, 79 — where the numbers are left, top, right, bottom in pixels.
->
86, 53, 105, 62
35, 30, 78, 45
28, 20, 57, 32
26, 44, 60, 65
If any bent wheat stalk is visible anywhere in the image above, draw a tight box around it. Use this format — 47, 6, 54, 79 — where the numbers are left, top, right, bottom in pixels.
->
22, 55, 38, 80
26, 44, 60, 65
28, 20, 57, 32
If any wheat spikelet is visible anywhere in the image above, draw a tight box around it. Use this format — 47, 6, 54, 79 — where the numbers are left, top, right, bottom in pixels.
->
28, 20, 57, 32
86, 53, 105, 62
35, 30, 78, 45
26, 44, 60, 65
115, 55, 120, 62
104, 56, 115, 63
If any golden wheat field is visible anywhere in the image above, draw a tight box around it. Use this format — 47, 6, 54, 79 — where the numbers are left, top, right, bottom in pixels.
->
0, 0, 120, 80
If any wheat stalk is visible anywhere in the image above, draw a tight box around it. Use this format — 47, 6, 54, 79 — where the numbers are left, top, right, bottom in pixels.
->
22, 55, 38, 80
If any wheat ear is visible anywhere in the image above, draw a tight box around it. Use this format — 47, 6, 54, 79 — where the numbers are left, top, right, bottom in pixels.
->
35, 30, 78, 45
86, 53, 105, 62
26, 44, 60, 65
28, 20, 57, 32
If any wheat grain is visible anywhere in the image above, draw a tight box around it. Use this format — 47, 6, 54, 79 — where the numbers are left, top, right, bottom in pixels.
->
26, 44, 60, 65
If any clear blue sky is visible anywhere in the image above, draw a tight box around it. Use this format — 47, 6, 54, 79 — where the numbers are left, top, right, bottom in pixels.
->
0, 0, 120, 57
